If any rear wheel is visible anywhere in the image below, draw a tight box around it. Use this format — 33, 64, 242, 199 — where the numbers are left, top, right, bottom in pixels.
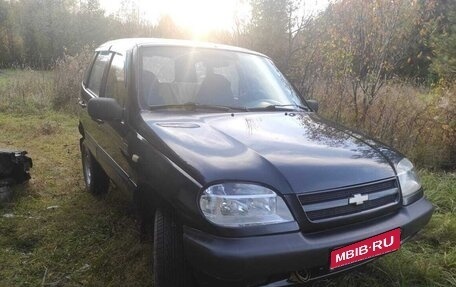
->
153, 208, 195, 287
80, 139, 110, 196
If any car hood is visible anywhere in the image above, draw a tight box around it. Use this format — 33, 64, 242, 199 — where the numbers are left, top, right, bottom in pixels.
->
142, 111, 397, 194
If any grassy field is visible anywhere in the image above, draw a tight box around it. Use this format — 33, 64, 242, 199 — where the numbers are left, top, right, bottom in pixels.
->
0, 70, 455, 286
0, 69, 54, 114
0, 113, 152, 286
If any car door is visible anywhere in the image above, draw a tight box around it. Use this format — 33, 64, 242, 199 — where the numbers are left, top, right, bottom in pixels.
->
98, 52, 138, 192
79, 50, 112, 161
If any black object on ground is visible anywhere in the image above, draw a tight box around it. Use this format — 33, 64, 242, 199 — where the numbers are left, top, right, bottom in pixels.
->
0, 150, 33, 203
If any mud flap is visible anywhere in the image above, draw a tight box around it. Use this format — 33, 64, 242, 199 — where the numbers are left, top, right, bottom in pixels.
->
0, 150, 33, 203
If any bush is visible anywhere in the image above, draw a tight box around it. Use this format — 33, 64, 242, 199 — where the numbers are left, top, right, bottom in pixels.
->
314, 80, 456, 169
52, 47, 93, 113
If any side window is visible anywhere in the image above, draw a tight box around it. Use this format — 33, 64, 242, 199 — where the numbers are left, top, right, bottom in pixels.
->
83, 52, 97, 85
87, 51, 111, 96
104, 53, 127, 107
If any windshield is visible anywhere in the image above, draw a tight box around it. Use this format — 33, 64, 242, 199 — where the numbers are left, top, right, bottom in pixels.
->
139, 46, 306, 111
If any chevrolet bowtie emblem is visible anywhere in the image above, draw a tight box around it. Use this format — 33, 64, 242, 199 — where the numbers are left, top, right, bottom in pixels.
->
349, 193, 369, 205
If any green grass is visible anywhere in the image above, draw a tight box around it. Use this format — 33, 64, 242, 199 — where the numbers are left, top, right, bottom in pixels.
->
0, 69, 54, 114
0, 70, 454, 286
0, 113, 151, 286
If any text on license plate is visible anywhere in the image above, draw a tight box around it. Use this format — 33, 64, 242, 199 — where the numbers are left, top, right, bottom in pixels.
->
330, 228, 401, 270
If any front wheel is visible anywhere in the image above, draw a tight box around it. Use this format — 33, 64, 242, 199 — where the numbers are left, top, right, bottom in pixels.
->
80, 139, 110, 196
153, 208, 195, 287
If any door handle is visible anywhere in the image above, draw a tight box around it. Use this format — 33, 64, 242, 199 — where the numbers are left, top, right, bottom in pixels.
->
120, 147, 139, 163
120, 147, 129, 159
78, 99, 87, 108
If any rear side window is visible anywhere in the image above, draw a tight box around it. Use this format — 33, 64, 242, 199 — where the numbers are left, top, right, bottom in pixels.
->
88, 51, 112, 96
105, 53, 127, 107
83, 53, 98, 85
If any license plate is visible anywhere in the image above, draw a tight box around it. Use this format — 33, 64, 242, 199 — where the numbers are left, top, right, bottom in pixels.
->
330, 228, 401, 270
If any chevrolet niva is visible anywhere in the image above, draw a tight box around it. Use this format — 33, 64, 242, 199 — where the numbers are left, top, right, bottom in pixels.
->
78, 38, 433, 287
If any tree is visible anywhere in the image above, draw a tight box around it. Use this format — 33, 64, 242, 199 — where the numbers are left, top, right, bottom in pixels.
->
307, 0, 422, 123
156, 15, 187, 39
430, 0, 456, 83
0, 0, 12, 66
247, 0, 289, 68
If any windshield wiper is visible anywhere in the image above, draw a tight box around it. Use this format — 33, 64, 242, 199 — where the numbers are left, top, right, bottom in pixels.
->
248, 104, 310, 112
149, 102, 247, 112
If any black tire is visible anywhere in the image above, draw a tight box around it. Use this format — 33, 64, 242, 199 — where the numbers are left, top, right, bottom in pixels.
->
153, 208, 195, 287
133, 187, 155, 241
80, 139, 110, 196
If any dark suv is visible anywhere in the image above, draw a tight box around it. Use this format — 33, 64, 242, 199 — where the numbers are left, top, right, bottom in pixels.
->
78, 38, 433, 287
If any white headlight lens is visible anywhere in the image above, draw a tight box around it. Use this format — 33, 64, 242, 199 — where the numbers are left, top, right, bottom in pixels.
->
199, 183, 294, 227
396, 158, 421, 198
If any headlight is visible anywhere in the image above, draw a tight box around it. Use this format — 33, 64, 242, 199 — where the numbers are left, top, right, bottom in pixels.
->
199, 183, 294, 227
396, 158, 422, 204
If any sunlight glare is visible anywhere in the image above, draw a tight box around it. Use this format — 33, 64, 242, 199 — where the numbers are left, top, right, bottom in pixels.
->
143, 0, 244, 39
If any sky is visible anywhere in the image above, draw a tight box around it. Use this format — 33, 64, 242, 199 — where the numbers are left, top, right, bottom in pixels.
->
99, 0, 331, 37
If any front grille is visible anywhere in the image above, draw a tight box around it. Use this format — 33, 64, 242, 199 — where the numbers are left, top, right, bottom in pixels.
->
298, 178, 399, 221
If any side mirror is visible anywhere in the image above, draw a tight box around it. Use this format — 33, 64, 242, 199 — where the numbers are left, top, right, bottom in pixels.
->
306, 99, 319, 112
88, 98, 123, 121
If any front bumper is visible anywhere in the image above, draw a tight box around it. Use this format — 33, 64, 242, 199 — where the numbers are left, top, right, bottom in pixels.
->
183, 197, 434, 286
